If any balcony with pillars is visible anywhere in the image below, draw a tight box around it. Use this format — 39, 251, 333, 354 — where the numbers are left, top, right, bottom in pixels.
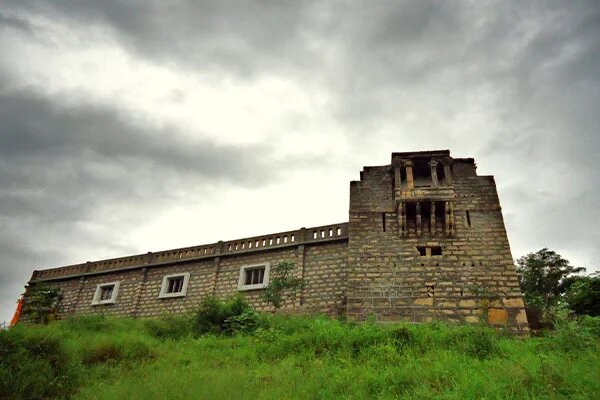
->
393, 156, 456, 237
394, 157, 456, 202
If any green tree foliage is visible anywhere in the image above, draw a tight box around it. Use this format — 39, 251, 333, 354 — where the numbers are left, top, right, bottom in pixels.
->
263, 261, 305, 309
565, 273, 600, 317
21, 285, 62, 324
516, 248, 584, 313
195, 295, 259, 335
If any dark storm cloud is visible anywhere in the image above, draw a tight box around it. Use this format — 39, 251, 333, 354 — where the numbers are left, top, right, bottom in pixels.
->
0, 12, 33, 34
4, 0, 316, 76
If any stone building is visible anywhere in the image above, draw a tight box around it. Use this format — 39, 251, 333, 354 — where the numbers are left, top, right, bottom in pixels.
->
25, 150, 529, 334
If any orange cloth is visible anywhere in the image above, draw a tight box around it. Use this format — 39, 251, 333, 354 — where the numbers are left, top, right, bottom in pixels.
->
9, 296, 24, 327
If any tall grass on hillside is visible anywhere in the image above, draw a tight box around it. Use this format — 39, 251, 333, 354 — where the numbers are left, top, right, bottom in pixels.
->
1, 313, 599, 400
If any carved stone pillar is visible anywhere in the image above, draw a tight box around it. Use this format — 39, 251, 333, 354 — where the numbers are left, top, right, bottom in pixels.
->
430, 160, 439, 187
394, 165, 402, 191
405, 160, 414, 190
445, 201, 450, 236
449, 202, 455, 236
444, 163, 452, 186
398, 202, 406, 237
430, 202, 436, 235
416, 201, 421, 237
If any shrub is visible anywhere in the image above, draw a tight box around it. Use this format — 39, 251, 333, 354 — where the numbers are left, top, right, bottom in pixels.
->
579, 315, 600, 337
21, 285, 62, 324
195, 295, 260, 335
390, 326, 413, 349
549, 318, 596, 352
263, 261, 304, 308
0, 328, 77, 400
224, 309, 261, 334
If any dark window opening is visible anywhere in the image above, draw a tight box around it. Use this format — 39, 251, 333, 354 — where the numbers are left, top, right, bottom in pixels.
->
382, 213, 386, 232
400, 166, 407, 188
100, 286, 114, 301
406, 202, 417, 233
420, 201, 431, 234
436, 163, 446, 185
426, 285, 435, 298
431, 246, 442, 256
244, 267, 265, 285
466, 210, 472, 227
412, 158, 432, 187
434, 201, 446, 233
417, 245, 443, 257
167, 277, 185, 293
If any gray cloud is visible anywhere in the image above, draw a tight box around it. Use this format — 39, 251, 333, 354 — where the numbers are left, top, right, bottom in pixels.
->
5, 0, 317, 77
0, 84, 280, 320
0, 12, 34, 34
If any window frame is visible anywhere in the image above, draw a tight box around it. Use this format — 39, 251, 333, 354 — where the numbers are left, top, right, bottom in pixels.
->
91, 281, 120, 305
238, 263, 270, 291
158, 272, 191, 299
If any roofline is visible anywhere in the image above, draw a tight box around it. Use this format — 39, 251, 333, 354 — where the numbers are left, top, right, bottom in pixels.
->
391, 149, 450, 157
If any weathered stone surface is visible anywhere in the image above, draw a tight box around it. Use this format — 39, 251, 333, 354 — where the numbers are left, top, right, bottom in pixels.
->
515, 309, 528, 325
414, 298, 434, 306
503, 298, 525, 308
487, 309, 509, 325
459, 299, 477, 308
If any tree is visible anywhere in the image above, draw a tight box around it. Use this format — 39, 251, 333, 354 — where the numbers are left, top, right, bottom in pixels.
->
21, 284, 62, 324
516, 248, 585, 314
263, 261, 305, 309
565, 273, 600, 316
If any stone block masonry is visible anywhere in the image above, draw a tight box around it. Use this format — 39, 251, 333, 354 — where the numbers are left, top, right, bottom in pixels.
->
24, 150, 528, 335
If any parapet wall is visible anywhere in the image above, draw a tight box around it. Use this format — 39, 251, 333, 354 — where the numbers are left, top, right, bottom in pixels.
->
31, 222, 348, 281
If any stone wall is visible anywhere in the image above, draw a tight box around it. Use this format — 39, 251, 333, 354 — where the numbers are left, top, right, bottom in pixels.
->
27, 224, 349, 318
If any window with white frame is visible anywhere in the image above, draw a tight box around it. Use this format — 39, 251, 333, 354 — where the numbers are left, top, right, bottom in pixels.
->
91, 281, 120, 305
238, 263, 270, 291
159, 272, 190, 298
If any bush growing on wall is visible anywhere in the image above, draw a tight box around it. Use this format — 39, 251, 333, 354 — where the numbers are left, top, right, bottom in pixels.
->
21, 285, 62, 324
263, 261, 305, 309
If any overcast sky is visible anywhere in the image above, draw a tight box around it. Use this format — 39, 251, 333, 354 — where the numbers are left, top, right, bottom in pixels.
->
1, 1, 599, 323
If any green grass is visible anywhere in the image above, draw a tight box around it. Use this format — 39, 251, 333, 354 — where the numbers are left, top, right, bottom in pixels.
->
2, 314, 599, 400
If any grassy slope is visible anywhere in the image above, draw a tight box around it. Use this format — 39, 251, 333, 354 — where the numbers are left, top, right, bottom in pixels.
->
2, 314, 600, 400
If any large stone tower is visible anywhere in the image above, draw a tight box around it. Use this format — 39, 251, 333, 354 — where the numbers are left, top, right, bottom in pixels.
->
346, 150, 528, 335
